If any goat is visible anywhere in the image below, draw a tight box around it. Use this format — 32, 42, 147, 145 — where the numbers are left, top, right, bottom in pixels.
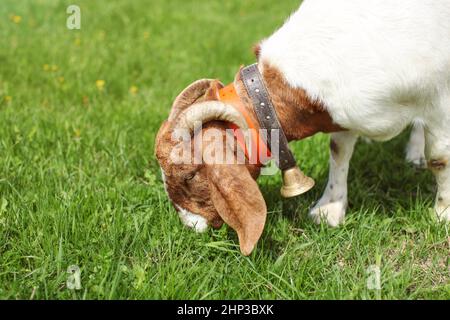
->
156, 0, 450, 255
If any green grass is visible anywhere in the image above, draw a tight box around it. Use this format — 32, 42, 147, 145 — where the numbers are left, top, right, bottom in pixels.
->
0, 0, 448, 300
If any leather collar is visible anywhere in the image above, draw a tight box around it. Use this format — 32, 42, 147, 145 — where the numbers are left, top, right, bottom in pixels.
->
218, 64, 298, 171
218, 83, 270, 166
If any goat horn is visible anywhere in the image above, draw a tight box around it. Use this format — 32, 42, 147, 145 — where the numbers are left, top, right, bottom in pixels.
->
169, 79, 218, 122
175, 101, 248, 133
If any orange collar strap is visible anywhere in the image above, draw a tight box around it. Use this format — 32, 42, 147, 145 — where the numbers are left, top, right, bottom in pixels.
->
218, 83, 271, 166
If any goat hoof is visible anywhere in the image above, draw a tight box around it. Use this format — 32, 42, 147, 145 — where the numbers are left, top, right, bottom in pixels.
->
406, 149, 427, 169
410, 157, 428, 170
435, 205, 450, 223
309, 201, 346, 227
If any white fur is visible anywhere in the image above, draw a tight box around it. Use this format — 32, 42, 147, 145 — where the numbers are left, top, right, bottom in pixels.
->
260, 0, 450, 224
310, 132, 357, 227
260, 0, 450, 140
161, 168, 209, 232
406, 122, 426, 169
175, 205, 209, 233
160, 168, 169, 194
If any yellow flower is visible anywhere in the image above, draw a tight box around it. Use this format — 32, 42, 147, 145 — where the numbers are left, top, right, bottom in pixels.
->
51, 65, 59, 72
43, 64, 50, 71
10, 15, 22, 24
58, 76, 65, 84
4, 96, 12, 103
143, 32, 150, 40
129, 85, 138, 95
73, 128, 81, 139
96, 80, 106, 91
74, 37, 81, 46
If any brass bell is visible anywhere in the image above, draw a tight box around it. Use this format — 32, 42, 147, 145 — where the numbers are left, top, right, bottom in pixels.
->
280, 167, 315, 198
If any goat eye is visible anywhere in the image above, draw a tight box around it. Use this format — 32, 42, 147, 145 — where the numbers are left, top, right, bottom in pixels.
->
185, 173, 196, 181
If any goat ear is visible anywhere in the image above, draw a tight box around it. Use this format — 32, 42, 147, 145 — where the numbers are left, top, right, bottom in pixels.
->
206, 164, 267, 256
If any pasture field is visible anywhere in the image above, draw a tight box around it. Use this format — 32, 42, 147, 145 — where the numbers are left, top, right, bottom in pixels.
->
0, 0, 448, 299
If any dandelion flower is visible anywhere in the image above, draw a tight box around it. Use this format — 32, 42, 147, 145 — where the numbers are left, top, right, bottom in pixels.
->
43, 64, 50, 71
51, 65, 59, 72
10, 15, 22, 24
129, 85, 138, 95
4, 96, 12, 103
143, 32, 150, 40
73, 128, 81, 138
96, 80, 106, 91
58, 76, 65, 84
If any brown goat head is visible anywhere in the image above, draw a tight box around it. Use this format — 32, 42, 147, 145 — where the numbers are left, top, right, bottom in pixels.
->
155, 79, 267, 256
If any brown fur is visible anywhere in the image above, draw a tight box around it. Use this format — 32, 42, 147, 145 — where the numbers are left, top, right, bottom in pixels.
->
253, 43, 262, 60
429, 159, 448, 171
330, 139, 339, 155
